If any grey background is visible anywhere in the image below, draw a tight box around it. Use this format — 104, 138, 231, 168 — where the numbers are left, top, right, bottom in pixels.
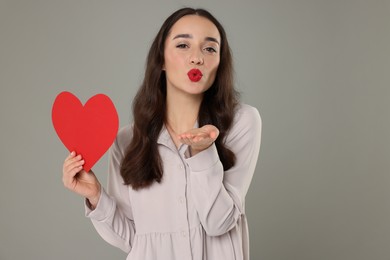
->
0, 0, 389, 259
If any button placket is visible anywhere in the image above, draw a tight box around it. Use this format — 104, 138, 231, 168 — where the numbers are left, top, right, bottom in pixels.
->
175, 149, 193, 258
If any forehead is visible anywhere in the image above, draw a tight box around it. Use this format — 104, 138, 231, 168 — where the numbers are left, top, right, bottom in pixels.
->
168, 15, 220, 41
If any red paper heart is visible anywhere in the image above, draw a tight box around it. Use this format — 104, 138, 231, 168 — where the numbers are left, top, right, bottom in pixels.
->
52, 91, 119, 172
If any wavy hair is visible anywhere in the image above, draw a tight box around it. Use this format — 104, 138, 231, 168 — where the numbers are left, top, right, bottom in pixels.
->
120, 8, 239, 190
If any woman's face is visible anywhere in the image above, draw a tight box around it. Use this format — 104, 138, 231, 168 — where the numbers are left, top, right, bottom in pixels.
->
163, 15, 221, 96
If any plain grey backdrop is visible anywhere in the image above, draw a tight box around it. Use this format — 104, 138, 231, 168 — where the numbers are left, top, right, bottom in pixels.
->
0, 0, 389, 259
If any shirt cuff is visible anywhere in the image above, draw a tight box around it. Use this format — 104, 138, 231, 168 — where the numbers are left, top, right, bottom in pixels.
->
85, 188, 115, 222
185, 143, 220, 172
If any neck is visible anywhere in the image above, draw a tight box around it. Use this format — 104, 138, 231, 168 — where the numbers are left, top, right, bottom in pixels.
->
166, 88, 203, 134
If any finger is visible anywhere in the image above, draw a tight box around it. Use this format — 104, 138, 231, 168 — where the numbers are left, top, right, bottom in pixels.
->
180, 137, 194, 145
63, 164, 82, 179
181, 132, 195, 138
64, 153, 79, 166
209, 130, 217, 139
202, 125, 219, 138
65, 151, 76, 160
63, 154, 83, 169
193, 135, 211, 144
63, 160, 85, 182
63, 162, 85, 187
62, 166, 81, 189
178, 134, 192, 142
193, 136, 207, 143
178, 137, 189, 145
64, 151, 78, 166
64, 158, 85, 173
199, 128, 215, 139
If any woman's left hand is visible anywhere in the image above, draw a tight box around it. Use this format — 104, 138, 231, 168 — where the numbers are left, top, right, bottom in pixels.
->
178, 124, 219, 155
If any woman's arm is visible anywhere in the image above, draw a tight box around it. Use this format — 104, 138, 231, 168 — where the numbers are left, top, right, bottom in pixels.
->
85, 130, 136, 253
185, 105, 262, 236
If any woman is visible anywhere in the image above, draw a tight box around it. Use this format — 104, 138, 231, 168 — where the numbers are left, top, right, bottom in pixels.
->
63, 7, 261, 260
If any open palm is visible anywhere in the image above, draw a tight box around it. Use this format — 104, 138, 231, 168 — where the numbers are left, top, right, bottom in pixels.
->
178, 124, 219, 154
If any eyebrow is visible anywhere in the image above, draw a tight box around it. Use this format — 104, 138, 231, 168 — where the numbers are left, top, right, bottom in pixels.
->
172, 34, 220, 45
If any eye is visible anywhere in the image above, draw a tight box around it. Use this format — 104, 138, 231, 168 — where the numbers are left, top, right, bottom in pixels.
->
204, 47, 217, 53
176, 43, 189, 49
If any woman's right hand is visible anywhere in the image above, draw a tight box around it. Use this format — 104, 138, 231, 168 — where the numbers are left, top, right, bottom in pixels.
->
62, 151, 101, 209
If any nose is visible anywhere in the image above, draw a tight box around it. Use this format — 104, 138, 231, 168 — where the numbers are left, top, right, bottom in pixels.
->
189, 51, 204, 65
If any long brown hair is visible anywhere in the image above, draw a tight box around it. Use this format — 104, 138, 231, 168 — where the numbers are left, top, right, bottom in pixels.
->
120, 8, 239, 190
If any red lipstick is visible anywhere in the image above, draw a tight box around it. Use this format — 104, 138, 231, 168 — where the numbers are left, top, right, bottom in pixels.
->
187, 69, 203, 82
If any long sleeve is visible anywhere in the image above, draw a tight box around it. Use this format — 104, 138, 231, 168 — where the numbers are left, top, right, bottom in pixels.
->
185, 104, 262, 236
85, 127, 135, 253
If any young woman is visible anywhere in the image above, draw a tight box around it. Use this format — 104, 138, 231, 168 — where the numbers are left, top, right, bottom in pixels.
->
62, 7, 262, 260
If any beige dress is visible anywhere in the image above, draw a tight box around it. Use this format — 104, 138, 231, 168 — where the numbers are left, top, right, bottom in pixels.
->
85, 104, 262, 260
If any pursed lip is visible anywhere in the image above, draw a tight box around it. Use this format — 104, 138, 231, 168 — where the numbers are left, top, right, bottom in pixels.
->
187, 69, 203, 82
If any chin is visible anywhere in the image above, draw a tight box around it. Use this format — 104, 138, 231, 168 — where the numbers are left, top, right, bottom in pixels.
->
187, 83, 211, 94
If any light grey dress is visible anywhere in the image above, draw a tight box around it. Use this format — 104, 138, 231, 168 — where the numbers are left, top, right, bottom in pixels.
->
85, 104, 262, 260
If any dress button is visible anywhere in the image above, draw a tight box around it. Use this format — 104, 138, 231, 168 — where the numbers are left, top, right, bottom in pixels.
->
181, 230, 186, 237
179, 164, 184, 169
179, 197, 185, 204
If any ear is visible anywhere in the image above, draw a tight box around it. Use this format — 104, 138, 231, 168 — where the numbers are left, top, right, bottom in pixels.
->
162, 64, 165, 71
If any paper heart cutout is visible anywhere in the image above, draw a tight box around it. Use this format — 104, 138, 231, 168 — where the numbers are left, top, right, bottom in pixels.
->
52, 91, 119, 172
